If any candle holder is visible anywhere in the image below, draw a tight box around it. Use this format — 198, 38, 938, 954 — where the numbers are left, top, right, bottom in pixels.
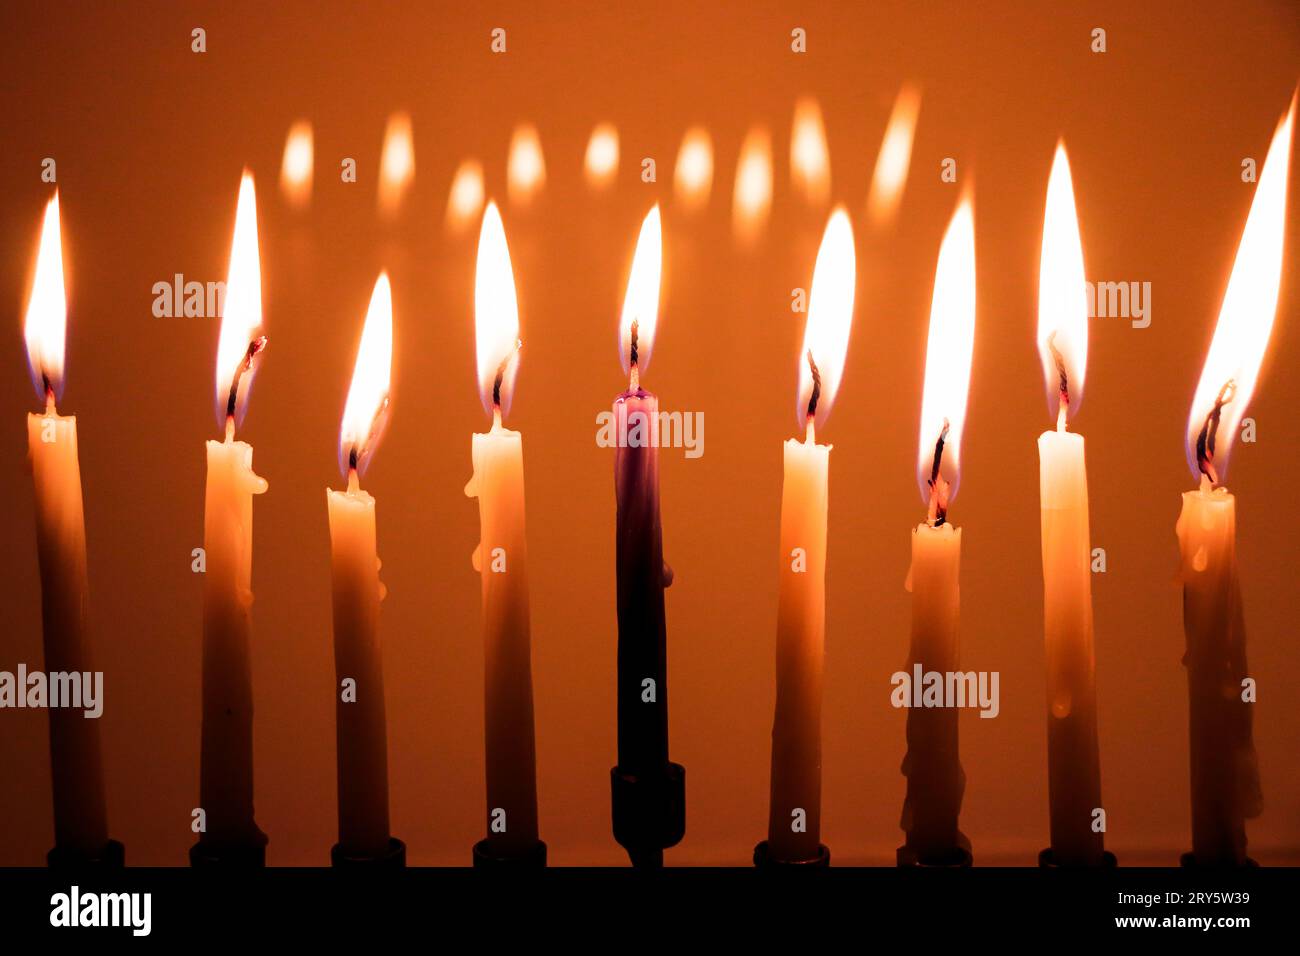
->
1179, 852, 1258, 868
610, 762, 686, 868
896, 833, 972, 868
471, 838, 547, 868
188, 840, 266, 867
752, 840, 831, 867
47, 839, 125, 869
332, 837, 406, 868
1037, 847, 1117, 868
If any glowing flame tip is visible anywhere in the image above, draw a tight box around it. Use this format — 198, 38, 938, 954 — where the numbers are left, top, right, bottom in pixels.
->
619, 205, 663, 378
796, 207, 856, 431
474, 201, 521, 417
916, 199, 976, 508
1185, 100, 1294, 482
23, 192, 67, 405
339, 272, 394, 477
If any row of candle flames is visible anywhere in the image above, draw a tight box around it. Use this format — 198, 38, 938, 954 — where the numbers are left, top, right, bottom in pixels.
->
285, 92, 920, 239
17, 88, 1294, 865
27, 95, 1294, 506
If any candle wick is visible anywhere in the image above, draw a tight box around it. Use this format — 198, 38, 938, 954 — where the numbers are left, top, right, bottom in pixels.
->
927, 418, 951, 527
1047, 330, 1070, 431
347, 465, 360, 494
805, 349, 822, 425
491, 340, 520, 411
356, 396, 391, 473
225, 335, 268, 428
1195, 379, 1236, 487
629, 318, 639, 370
41, 370, 56, 414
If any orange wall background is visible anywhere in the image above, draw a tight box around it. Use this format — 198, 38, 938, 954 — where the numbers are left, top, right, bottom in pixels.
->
0, 0, 1297, 865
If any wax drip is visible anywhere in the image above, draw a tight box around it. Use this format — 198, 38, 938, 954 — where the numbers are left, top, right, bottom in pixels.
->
1195, 379, 1235, 487
805, 349, 822, 423
927, 418, 951, 527
1047, 330, 1069, 428
225, 335, 268, 426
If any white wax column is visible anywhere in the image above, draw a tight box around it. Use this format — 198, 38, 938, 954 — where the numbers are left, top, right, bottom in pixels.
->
1037, 428, 1104, 865
466, 422, 539, 853
27, 410, 108, 854
901, 521, 965, 858
327, 483, 390, 857
1175, 482, 1261, 865
767, 434, 829, 863
200, 435, 267, 848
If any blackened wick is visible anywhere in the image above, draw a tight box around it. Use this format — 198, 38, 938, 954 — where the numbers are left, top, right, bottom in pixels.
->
1195, 379, 1235, 486
929, 418, 951, 527
226, 336, 268, 424
805, 349, 822, 422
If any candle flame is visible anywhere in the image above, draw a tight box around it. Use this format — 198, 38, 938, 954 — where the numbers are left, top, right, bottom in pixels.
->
732, 125, 773, 243
673, 126, 713, 211
790, 97, 831, 206
507, 124, 547, 205
868, 84, 921, 225
339, 273, 394, 478
1036, 143, 1088, 427
279, 120, 313, 208
584, 123, 620, 189
916, 199, 976, 509
474, 201, 521, 418
619, 205, 663, 381
446, 159, 485, 231
1186, 99, 1294, 483
796, 208, 856, 432
378, 112, 415, 215
23, 193, 67, 406
215, 172, 264, 430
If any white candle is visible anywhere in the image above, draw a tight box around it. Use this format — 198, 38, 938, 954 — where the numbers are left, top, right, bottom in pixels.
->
766, 208, 854, 864
901, 199, 975, 863
1177, 101, 1291, 865
328, 273, 395, 858
23, 193, 110, 856
199, 172, 269, 854
1035, 144, 1105, 866
465, 202, 540, 857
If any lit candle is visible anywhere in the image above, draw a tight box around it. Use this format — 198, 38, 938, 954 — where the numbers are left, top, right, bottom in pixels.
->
610, 206, 685, 869
762, 208, 855, 865
328, 273, 396, 863
1034, 144, 1107, 867
900, 198, 975, 866
1177, 101, 1291, 866
195, 172, 269, 864
465, 202, 544, 865
23, 193, 114, 863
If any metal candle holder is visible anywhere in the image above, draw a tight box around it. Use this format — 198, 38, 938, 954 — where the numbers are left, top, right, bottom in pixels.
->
47, 838, 125, 869
189, 840, 266, 867
753, 840, 830, 868
472, 838, 547, 868
332, 837, 406, 868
